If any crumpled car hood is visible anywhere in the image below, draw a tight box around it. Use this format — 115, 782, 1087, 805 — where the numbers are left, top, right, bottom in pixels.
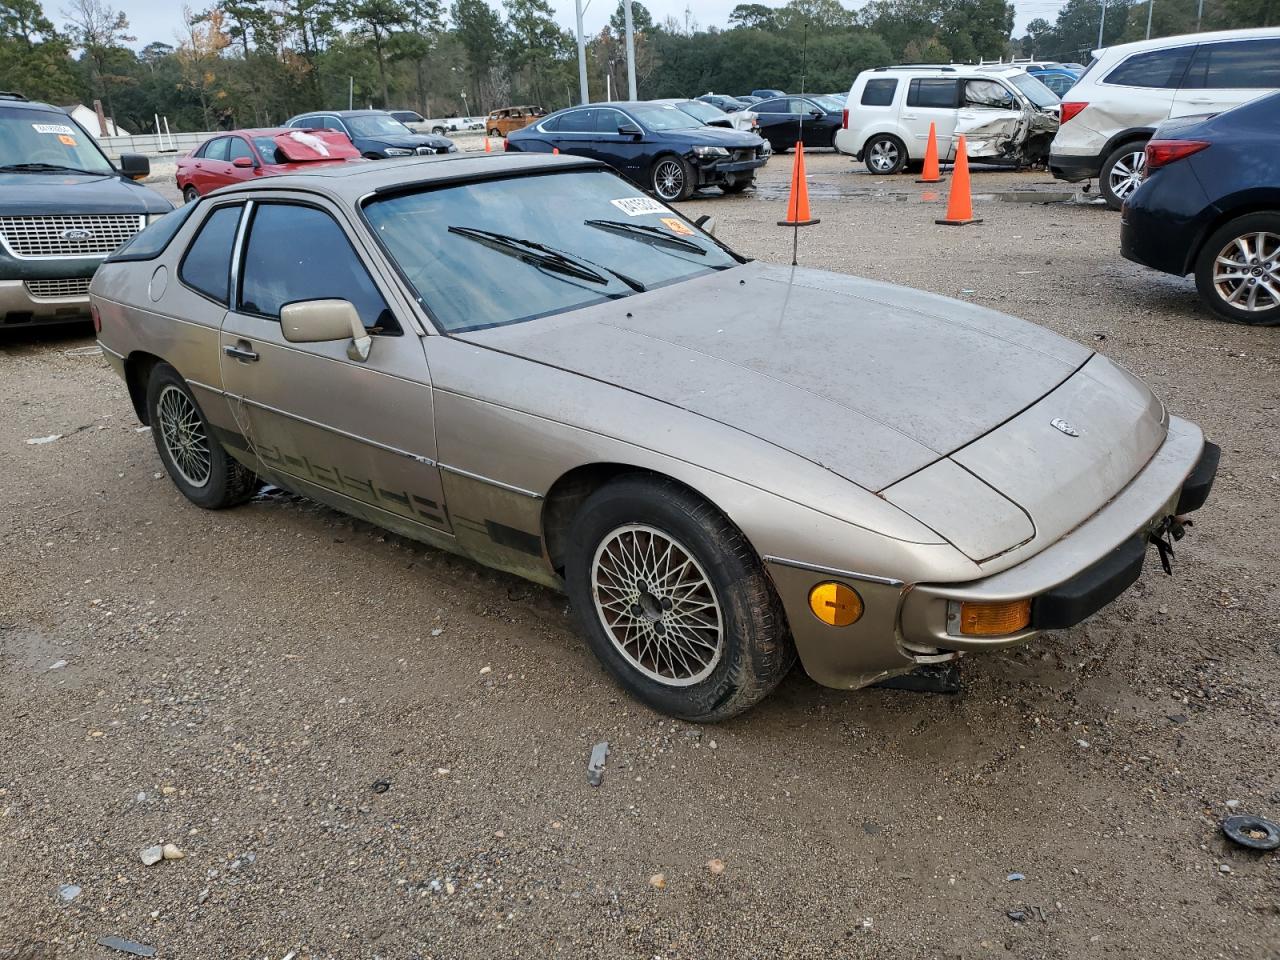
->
458, 262, 1092, 492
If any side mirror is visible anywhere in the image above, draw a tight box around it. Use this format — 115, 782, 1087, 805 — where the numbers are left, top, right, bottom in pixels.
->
809, 109, 824, 119
232, 156, 254, 168
617, 122, 642, 137
280, 298, 372, 362
694, 214, 716, 236
118, 153, 150, 181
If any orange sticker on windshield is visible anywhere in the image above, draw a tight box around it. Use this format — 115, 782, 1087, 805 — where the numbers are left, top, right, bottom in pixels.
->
58, 135, 77, 146
660, 217, 694, 236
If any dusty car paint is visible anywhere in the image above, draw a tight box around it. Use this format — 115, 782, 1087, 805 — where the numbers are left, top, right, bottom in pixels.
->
91, 154, 1214, 693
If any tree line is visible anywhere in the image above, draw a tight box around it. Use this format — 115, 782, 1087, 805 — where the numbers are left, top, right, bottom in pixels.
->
0, 0, 1274, 135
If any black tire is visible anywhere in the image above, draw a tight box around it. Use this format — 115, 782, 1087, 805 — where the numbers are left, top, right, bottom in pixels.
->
432, 126, 446, 135
145, 363, 260, 509
182, 185, 199, 204
650, 155, 695, 202
721, 178, 752, 195
1099, 140, 1148, 211
829, 127, 840, 151
362, 152, 384, 160
864, 134, 906, 174
1193, 212, 1280, 326
488, 127, 501, 138
564, 475, 795, 722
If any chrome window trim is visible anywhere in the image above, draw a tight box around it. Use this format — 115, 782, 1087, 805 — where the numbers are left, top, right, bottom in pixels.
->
438, 463, 542, 500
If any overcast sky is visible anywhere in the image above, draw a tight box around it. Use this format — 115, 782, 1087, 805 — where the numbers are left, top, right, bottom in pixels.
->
102, 0, 1059, 50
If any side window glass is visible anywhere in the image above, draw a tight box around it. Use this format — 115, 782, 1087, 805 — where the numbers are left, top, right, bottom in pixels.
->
227, 138, 254, 163
1104, 47, 1193, 88
560, 109, 595, 133
540, 114, 561, 131
965, 79, 1014, 109
756, 99, 783, 112
861, 79, 897, 106
1183, 39, 1280, 89
203, 138, 229, 161
178, 205, 242, 305
789, 99, 810, 114
908, 79, 959, 108
239, 204, 400, 334
594, 109, 623, 133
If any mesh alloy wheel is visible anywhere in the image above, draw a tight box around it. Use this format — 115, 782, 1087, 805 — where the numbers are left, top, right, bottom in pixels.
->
156, 383, 212, 488
589, 523, 724, 687
652, 159, 687, 202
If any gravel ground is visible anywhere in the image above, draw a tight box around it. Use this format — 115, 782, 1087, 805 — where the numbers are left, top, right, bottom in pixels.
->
1, 152, 1278, 960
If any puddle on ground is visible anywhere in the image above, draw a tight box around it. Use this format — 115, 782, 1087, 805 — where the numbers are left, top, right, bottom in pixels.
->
750, 181, 1087, 205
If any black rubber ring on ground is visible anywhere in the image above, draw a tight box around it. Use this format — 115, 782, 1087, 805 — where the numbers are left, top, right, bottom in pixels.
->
1221, 815, 1280, 851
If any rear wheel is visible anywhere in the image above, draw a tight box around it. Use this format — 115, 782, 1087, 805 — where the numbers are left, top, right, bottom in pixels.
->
864, 134, 906, 174
1194, 213, 1280, 326
182, 185, 199, 204
488, 127, 501, 138
146, 363, 260, 509
1100, 141, 1147, 210
564, 476, 795, 721
651, 155, 695, 202
432, 126, 446, 135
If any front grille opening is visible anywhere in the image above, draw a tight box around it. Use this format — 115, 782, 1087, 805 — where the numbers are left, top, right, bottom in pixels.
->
0, 215, 145, 259
24, 277, 92, 298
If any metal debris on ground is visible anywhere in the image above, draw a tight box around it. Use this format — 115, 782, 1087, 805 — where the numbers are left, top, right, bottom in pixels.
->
371, 779, 391, 794
1007, 909, 1027, 922
587, 741, 609, 787
1221, 815, 1280, 851
97, 936, 157, 957
1006, 872, 1025, 881
25, 435, 62, 445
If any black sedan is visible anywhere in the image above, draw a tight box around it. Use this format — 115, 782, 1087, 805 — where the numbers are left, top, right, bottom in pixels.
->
751, 95, 845, 152
1121, 91, 1280, 326
283, 109, 455, 159
505, 101, 768, 201
697, 93, 749, 113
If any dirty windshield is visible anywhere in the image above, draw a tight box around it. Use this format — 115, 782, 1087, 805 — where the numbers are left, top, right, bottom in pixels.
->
362, 168, 738, 332
0, 107, 115, 174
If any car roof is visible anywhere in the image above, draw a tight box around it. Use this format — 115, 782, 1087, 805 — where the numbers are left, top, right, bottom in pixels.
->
0, 96, 66, 112
205, 127, 295, 138
296, 109, 387, 118
206, 152, 604, 202
1095, 25, 1279, 59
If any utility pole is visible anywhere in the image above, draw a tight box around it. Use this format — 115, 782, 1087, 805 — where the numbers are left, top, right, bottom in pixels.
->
574, 0, 589, 104
1146, 0, 1154, 38
623, 0, 637, 101
1097, 0, 1107, 50
1196, 0, 1204, 30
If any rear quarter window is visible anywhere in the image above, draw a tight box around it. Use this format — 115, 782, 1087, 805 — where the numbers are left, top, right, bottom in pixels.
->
860, 79, 898, 106
105, 205, 194, 264
1103, 47, 1194, 88
1182, 38, 1280, 89
178, 205, 242, 305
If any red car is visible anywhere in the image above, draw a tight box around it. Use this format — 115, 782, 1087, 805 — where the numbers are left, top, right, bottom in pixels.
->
176, 127, 361, 202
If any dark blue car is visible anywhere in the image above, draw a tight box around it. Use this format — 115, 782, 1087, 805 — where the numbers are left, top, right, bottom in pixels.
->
283, 109, 455, 159
1121, 90, 1280, 326
505, 101, 768, 201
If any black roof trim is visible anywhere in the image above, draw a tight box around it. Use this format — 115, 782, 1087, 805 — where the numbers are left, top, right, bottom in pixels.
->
368, 157, 606, 197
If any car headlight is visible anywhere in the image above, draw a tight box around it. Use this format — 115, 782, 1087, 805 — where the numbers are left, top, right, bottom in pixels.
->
145, 212, 167, 225
384, 147, 413, 156
693, 145, 730, 158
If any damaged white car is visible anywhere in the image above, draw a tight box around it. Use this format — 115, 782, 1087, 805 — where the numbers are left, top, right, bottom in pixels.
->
836, 65, 1061, 174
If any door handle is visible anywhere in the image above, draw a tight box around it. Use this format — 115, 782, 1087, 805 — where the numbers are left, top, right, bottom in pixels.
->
901, 113, 918, 119
224, 341, 259, 362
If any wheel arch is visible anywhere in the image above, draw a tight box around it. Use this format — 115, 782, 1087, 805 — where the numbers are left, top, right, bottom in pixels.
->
1102, 127, 1155, 159
124, 350, 166, 424
1183, 197, 1280, 275
861, 128, 908, 158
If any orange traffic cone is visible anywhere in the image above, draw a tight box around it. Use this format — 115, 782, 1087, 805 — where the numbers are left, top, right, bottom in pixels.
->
777, 141, 820, 227
915, 122, 945, 183
484, 136, 492, 153
935, 135, 981, 226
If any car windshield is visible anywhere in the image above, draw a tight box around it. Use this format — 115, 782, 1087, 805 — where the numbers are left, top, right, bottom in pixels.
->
363, 169, 739, 333
812, 95, 845, 111
627, 103, 704, 131
253, 136, 284, 163
673, 100, 725, 124
0, 107, 115, 174
1009, 73, 1060, 107
347, 114, 414, 137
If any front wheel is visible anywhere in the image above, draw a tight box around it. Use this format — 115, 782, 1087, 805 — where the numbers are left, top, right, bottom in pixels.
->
564, 476, 795, 722
146, 363, 260, 509
651, 156, 694, 202
1193, 213, 1280, 326
1100, 141, 1147, 210
864, 134, 906, 174
488, 127, 501, 138
182, 185, 199, 204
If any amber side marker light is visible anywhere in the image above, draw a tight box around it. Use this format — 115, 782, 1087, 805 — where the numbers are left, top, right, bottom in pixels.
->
808, 581, 863, 627
958, 599, 1032, 637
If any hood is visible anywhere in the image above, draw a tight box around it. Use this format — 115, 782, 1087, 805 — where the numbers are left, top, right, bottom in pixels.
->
378, 134, 452, 149
458, 262, 1092, 492
0, 172, 171, 216
671, 126, 764, 148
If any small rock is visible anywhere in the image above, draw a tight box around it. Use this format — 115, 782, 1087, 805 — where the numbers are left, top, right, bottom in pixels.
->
430, 628, 443, 637
445, 880, 456, 894
161, 843, 184, 861
47, 660, 68, 671
1076, 739, 1090, 748
160, 786, 177, 797
1006, 872, 1025, 881
139, 845, 164, 866
435, 767, 450, 776
196, 887, 210, 904
479, 665, 492, 675
705, 858, 725, 875
1007, 909, 1027, 922
649, 873, 666, 890
56, 883, 81, 903
494, 830, 506, 839
708, 740, 717, 749
1219, 863, 1232, 874
1226, 799, 1241, 810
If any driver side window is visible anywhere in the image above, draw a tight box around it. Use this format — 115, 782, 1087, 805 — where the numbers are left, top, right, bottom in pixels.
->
964, 80, 1014, 109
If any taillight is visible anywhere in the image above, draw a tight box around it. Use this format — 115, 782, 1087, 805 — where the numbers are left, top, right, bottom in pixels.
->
502, 137, 510, 152
1059, 101, 1087, 124
841, 109, 849, 129
1145, 139, 1210, 170
91, 303, 101, 334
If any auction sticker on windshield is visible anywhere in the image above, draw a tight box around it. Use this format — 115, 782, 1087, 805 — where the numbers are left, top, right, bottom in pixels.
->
611, 197, 667, 217
660, 217, 695, 236
32, 123, 76, 136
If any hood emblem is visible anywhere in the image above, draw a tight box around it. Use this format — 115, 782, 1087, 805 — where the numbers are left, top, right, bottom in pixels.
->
1051, 417, 1080, 437
61, 228, 94, 241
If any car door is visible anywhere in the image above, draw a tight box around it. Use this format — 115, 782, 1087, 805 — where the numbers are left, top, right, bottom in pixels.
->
1097, 45, 1196, 126
954, 78, 1025, 158
550, 108, 599, 159
752, 98, 794, 148
192, 136, 229, 194
217, 196, 450, 535
902, 78, 961, 160
1173, 37, 1280, 118
225, 136, 260, 186
792, 98, 830, 147
590, 107, 648, 178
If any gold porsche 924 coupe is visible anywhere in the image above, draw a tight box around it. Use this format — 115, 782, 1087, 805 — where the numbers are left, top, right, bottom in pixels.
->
91, 153, 1218, 721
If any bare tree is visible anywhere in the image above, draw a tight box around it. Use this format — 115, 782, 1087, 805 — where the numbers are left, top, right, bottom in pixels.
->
62, 0, 134, 126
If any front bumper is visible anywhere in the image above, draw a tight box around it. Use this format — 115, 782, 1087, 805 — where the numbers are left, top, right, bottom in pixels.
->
0, 278, 93, 325
694, 155, 766, 186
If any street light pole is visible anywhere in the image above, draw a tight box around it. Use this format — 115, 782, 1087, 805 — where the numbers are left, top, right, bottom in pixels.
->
1196, 0, 1204, 31
1097, 0, 1108, 50
1146, 0, 1154, 39
575, 0, 589, 104
623, 0, 637, 101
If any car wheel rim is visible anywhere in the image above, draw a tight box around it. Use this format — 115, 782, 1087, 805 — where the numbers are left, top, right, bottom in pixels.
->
157, 384, 211, 488
1212, 231, 1280, 313
590, 523, 724, 687
869, 140, 898, 171
1108, 150, 1146, 200
654, 160, 684, 200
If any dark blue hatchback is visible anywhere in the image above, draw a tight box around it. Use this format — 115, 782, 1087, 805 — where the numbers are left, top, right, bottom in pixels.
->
1121, 91, 1280, 326
505, 101, 768, 201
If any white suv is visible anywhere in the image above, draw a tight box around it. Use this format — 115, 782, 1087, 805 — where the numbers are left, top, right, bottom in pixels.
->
1049, 27, 1280, 209
835, 65, 1060, 174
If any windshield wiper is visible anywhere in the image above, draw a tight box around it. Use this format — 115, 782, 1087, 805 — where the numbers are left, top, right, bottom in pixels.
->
448, 225, 645, 292
584, 218, 707, 255
0, 162, 105, 176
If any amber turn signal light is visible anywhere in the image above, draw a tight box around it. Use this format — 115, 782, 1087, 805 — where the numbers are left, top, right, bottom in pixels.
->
958, 599, 1031, 636
808, 581, 863, 627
